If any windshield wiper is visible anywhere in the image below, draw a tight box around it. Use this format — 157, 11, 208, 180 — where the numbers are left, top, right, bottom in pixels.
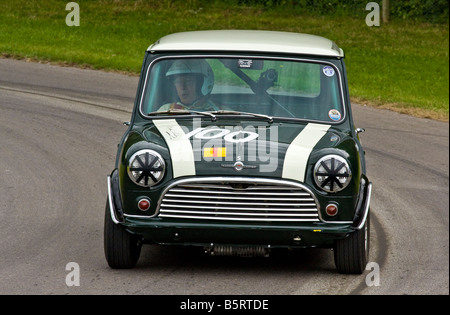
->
210, 110, 273, 123
147, 109, 273, 123
148, 109, 217, 121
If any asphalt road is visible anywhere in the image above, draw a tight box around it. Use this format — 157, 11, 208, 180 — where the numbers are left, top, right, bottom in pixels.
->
0, 58, 448, 295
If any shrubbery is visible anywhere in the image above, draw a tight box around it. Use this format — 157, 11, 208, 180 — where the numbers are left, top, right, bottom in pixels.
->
210, 0, 449, 23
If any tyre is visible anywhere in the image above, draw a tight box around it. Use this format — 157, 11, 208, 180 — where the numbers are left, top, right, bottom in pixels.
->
104, 200, 142, 269
334, 212, 370, 274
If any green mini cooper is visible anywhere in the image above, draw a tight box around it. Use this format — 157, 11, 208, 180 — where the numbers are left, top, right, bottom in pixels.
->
104, 30, 372, 274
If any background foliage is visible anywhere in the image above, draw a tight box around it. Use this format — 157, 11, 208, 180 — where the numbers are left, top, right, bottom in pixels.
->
0, 0, 448, 120
222, 0, 449, 22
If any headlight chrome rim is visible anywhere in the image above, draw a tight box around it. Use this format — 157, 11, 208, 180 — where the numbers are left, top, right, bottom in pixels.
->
127, 149, 165, 187
314, 155, 351, 193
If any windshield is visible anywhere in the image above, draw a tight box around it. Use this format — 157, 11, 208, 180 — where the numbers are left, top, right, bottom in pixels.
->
140, 56, 344, 122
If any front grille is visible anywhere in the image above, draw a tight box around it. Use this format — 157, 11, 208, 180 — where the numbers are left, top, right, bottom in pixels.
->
158, 178, 320, 222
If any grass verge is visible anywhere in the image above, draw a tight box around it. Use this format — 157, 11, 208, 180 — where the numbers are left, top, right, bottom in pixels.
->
0, 0, 448, 121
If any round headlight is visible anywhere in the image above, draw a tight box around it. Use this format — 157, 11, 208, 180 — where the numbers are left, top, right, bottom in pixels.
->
127, 149, 165, 187
314, 155, 351, 193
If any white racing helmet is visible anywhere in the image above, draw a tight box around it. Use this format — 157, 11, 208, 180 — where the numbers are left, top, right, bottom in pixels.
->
166, 59, 214, 96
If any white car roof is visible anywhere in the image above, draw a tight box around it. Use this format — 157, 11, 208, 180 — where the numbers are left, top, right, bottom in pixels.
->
147, 30, 344, 58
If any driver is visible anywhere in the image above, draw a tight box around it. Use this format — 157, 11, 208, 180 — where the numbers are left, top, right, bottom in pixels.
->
158, 59, 219, 111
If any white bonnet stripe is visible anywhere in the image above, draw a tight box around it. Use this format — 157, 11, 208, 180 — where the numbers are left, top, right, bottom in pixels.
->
153, 119, 196, 178
282, 123, 330, 182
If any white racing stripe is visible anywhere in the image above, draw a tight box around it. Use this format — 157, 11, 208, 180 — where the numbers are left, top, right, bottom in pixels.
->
282, 123, 330, 182
153, 119, 196, 178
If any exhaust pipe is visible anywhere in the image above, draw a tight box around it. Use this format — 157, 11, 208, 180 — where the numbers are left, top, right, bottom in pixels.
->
205, 245, 271, 258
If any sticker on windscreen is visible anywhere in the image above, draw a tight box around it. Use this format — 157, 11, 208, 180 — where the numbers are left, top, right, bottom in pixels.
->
238, 59, 253, 68
237, 59, 263, 70
328, 109, 342, 121
323, 66, 335, 77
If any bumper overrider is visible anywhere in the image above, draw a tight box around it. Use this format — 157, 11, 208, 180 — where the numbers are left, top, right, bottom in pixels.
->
107, 171, 372, 249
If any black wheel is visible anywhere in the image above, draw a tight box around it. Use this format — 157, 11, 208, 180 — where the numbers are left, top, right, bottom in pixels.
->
334, 212, 370, 274
104, 200, 141, 269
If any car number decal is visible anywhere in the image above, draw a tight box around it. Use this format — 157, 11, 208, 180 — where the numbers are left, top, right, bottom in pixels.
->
186, 127, 259, 143
282, 123, 330, 182
153, 119, 196, 178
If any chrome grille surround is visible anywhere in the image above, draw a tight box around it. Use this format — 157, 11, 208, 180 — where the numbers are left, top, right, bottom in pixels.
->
157, 177, 321, 222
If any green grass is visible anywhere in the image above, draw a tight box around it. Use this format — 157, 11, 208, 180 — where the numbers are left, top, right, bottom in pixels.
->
0, 0, 448, 121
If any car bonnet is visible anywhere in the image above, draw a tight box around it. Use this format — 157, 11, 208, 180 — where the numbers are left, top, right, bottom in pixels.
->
143, 118, 348, 182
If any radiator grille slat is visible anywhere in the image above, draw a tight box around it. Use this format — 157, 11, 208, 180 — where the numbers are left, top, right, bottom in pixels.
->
158, 180, 320, 222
